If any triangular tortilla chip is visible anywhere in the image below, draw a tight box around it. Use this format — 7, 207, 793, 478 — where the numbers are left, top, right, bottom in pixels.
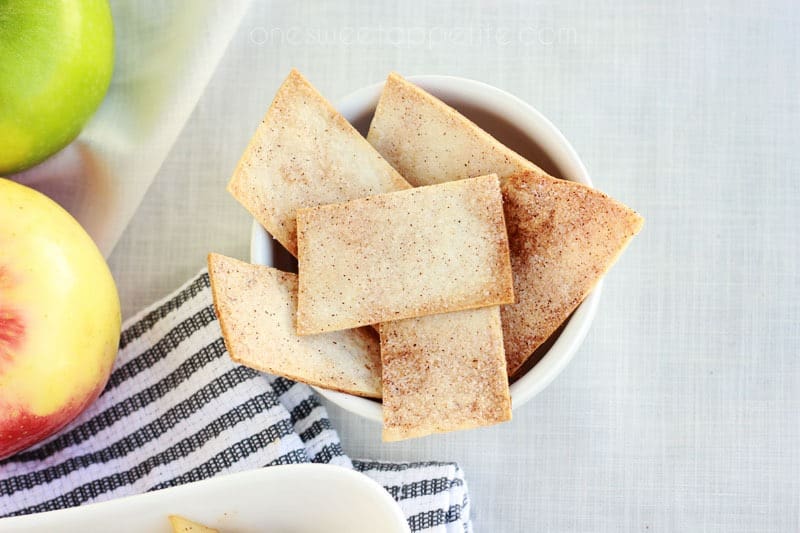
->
208, 253, 381, 398
501, 171, 643, 374
228, 69, 410, 256
380, 307, 512, 441
295, 175, 515, 334
367, 73, 643, 375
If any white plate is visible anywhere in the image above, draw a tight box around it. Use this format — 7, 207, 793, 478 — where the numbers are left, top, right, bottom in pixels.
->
0, 464, 410, 533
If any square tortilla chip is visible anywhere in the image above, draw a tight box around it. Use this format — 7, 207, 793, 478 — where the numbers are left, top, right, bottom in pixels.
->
228, 69, 410, 256
208, 253, 382, 398
295, 174, 515, 334
367, 73, 643, 375
380, 307, 512, 441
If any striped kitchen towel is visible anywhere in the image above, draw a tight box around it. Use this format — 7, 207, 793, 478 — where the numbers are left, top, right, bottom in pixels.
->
0, 271, 472, 533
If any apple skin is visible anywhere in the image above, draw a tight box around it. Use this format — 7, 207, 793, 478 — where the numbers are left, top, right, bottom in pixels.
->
0, 0, 114, 174
0, 178, 121, 459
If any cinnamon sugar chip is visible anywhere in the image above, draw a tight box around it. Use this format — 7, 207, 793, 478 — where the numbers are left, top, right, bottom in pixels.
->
501, 172, 644, 375
208, 253, 382, 398
295, 174, 515, 335
227, 69, 410, 256
381, 307, 512, 441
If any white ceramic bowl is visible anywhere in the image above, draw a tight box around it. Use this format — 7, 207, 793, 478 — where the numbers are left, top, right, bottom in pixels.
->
251, 75, 601, 422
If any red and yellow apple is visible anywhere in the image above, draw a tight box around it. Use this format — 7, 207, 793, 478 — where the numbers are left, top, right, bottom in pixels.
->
0, 178, 121, 459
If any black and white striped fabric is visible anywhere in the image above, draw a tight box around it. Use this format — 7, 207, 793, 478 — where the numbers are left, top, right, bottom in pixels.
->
0, 271, 472, 532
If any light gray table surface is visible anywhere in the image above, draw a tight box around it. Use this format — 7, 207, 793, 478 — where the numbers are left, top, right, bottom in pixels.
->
106, 1, 799, 531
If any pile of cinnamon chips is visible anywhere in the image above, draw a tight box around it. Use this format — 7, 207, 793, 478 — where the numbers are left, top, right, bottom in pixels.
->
209, 70, 643, 441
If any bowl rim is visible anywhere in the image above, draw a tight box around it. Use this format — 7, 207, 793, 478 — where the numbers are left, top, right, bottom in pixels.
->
250, 74, 602, 423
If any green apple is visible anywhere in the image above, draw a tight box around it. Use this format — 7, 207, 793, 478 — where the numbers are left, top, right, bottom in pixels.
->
0, 0, 114, 174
